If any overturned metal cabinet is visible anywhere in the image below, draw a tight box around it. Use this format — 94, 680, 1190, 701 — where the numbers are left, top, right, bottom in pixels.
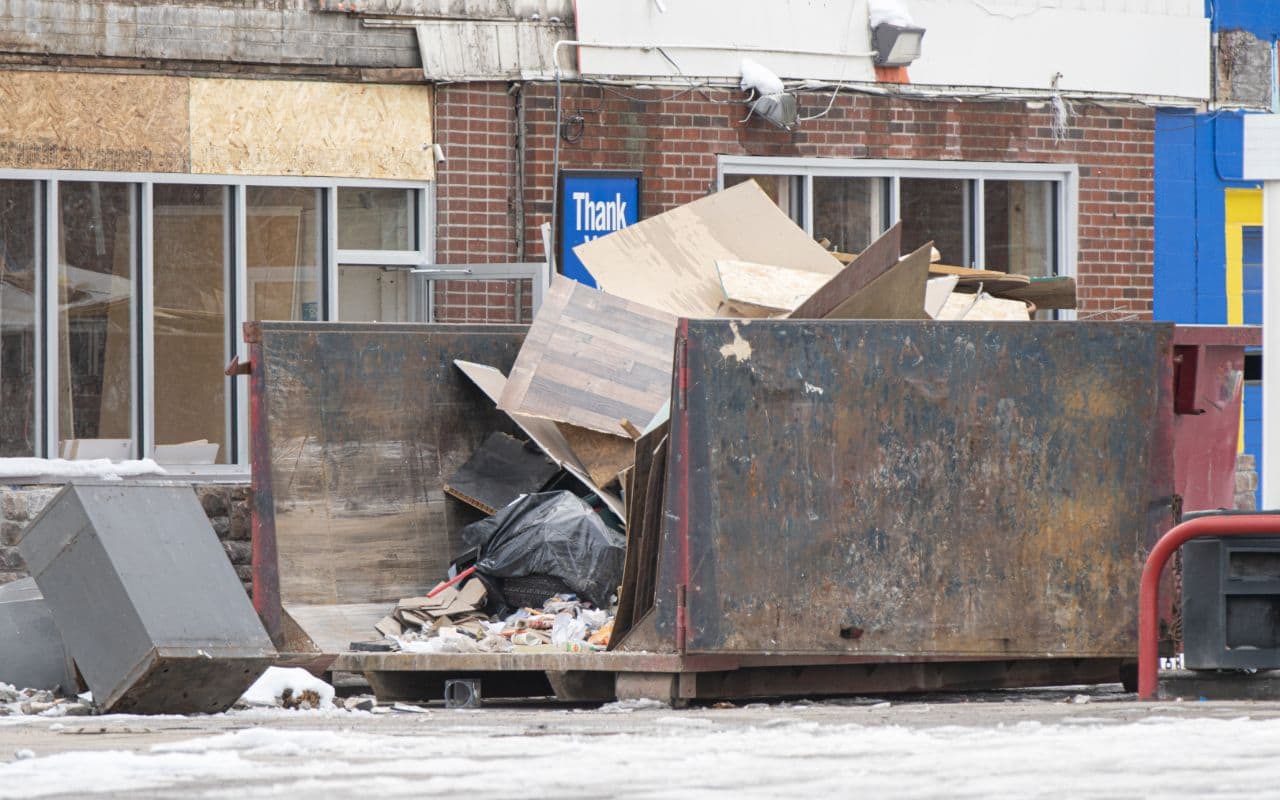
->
0, 578, 77, 693
17, 483, 276, 713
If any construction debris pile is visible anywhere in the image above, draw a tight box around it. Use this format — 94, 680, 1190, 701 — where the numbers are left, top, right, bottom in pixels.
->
382, 584, 614, 654
0, 683, 93, 717
371, 179, 1077, 656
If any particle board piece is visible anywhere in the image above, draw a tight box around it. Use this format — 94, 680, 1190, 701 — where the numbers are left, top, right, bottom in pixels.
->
991, 276, 1078, 310
557, 423, 635, 488
715, 260, 833, 317
189, 79, 436, 180
499, 275, 678, 438
925, 276, 960, 319
0, 72, 190, 173
454, 359, 624, 518
574, 181, 843, 317
788, 223, 903, 320
444, 431, 560, 515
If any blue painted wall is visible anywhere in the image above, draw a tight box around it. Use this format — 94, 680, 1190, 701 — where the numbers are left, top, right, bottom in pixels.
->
1155, 0, 1273, 501
1209, 0, 1280, 39
1153, 110, 1257, 323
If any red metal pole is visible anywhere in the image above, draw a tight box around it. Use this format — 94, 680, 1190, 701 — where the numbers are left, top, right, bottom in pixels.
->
1138, 514, 1280, 700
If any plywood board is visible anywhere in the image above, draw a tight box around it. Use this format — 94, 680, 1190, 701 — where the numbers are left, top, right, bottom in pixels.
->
575, 181, 843, 318
0, 72, 190, 173
500, 275, 678, 437
716, 260, 833, 316
557, 423, 634, 488
190, 79, 436, 180
789, 222, 902, 320
453, 359, 624, 518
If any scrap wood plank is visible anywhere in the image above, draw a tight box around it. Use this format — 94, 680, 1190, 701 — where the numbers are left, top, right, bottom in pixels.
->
931, 264, 1032, 295
453, 359, 624, 518
611, 423, 668, 651
990, 275, 1077, 310
574, 180, 843, 318
788, 222, 902, 319
443, 431, 560, 515
499, 274, 677, 438
715, 259, 833, 317
805, 241, 933, 320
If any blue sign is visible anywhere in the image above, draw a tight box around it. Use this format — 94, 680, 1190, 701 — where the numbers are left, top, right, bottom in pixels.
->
558, 171, 641, 287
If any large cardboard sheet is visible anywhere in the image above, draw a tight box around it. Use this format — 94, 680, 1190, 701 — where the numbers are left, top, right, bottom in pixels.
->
574, 181, 842, 318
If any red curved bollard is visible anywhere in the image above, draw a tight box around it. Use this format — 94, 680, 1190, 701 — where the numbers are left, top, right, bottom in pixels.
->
1138, 514, 1280, 700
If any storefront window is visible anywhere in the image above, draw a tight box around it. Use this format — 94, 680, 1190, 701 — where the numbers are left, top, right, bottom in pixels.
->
153, 184, 229, 464
984, 180, 1056, 277
901, 178, 970, 266
246, 187, 322, 323
337, 188, 414, 251
57, 182, 136, 455
0, 181, 38, 456
337, 265, 413, 322
813, 177, 888, 255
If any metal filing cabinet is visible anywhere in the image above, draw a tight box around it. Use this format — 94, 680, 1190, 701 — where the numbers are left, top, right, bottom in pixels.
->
17, 483, 276, 713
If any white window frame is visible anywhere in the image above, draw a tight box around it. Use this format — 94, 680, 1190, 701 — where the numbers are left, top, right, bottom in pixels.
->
717, 156, 1079, 312
0, 168, 434, 477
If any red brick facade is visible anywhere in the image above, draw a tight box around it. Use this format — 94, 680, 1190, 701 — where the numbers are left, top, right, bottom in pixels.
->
435, 82, 1156, 320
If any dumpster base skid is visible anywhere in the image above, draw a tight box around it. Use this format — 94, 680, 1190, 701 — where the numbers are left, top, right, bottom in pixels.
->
333, 653, 1131, 706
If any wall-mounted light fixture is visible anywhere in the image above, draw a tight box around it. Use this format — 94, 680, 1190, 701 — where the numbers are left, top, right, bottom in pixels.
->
872, 23, 926, 67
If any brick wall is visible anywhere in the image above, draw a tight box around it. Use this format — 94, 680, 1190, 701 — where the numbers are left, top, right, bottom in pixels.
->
0, 483, 253, 595
434, 83, 1156, 320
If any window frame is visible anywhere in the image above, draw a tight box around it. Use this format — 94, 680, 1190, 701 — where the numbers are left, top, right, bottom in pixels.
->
717, 156, 1078, 315
0, 168, 434, 476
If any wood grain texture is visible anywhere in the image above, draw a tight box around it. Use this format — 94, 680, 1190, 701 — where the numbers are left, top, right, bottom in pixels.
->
499, 275, 678, 437
190, 78, 435, 180
575, 181, 842, 317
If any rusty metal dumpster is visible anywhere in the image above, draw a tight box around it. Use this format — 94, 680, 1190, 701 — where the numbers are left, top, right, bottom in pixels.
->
249, 319, 1186, 703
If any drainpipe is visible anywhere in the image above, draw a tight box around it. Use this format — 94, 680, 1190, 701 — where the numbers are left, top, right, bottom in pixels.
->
513, 81, 527, 261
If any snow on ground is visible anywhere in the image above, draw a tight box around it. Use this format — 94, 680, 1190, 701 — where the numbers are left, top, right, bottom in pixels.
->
239, 668, 335, 710
4, 711, 1280, 798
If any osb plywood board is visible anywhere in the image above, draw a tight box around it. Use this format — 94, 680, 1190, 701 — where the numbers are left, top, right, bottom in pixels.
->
575, 181, 842, 318
190, 79, 435, 180
0, 72, 190, 173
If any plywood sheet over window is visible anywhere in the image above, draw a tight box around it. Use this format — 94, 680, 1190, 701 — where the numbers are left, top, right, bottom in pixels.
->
189, 79, 435, 181
0, 72, 190, 173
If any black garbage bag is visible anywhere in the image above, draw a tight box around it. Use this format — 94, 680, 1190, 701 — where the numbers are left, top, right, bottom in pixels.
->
460, 491, 625, 609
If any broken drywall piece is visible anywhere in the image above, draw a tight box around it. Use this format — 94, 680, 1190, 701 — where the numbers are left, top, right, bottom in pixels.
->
574, 181, 842, 317
499, 275, 677, 438
925, 275, 960, 319
715, 259, 833, 317
935, 292, 1032, 321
